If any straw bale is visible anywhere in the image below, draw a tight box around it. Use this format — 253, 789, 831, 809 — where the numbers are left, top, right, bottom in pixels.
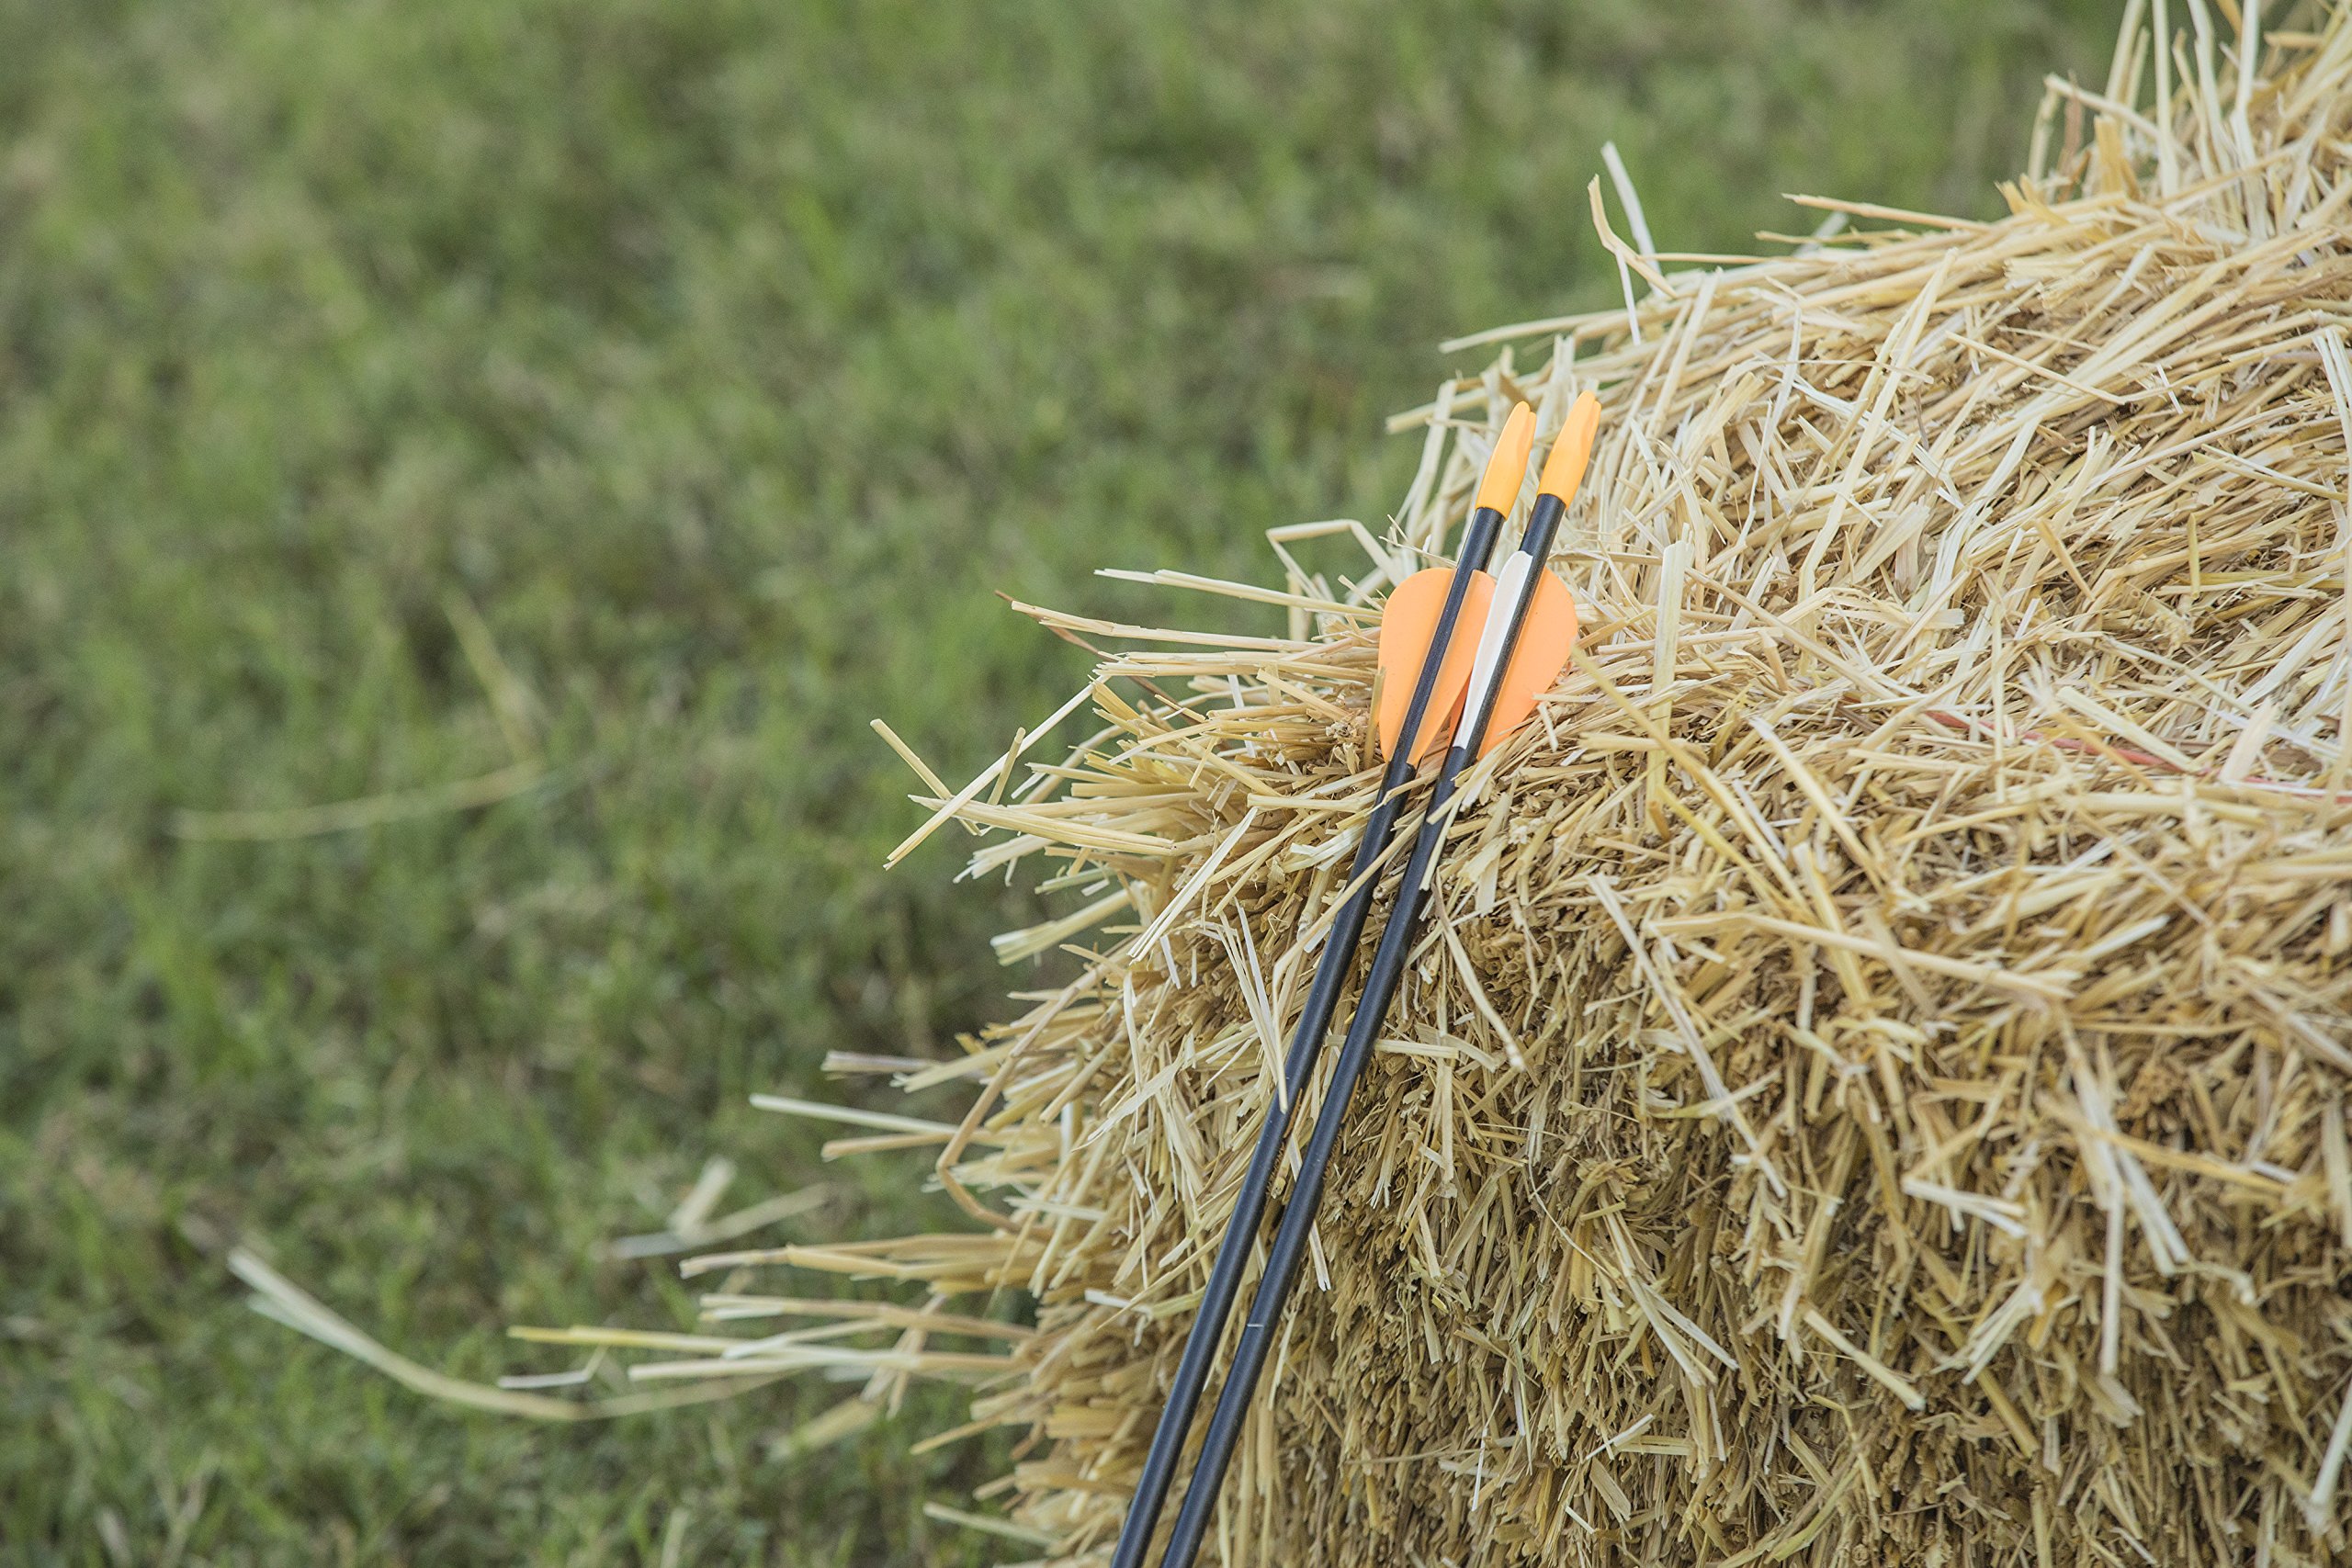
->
673, 9, 2352, 1563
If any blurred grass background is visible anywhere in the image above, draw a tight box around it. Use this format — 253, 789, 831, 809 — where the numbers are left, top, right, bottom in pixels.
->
2, 1, 2114, 1562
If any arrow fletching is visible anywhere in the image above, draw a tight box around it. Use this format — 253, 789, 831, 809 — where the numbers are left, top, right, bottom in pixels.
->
1375, 567, 1493, 762
1477, 570, 1577, 757
1373, 403, 1533, 763
1471, 390, 1602, 758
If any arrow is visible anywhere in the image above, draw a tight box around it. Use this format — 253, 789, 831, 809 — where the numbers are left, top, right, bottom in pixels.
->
1104, 402, 1538, 1568
1151, 390, 1602, 1568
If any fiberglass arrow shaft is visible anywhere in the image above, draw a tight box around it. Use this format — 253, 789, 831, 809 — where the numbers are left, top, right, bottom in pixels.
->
1153, 392, 1600, 1568
1105, 404, 1535, 1568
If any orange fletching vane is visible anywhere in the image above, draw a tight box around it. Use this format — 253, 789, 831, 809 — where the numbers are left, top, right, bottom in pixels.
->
1376, 568, 1495, 763
1477, 571, 1577, 758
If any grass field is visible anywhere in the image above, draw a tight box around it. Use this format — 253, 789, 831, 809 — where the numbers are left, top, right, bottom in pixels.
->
3, 2, 2114, 1562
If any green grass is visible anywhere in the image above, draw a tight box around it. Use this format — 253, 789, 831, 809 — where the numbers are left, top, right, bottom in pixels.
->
3, 1, 2115, 1561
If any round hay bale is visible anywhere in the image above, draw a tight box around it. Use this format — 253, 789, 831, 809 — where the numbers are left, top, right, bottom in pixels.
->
780, 15, 2352, 1565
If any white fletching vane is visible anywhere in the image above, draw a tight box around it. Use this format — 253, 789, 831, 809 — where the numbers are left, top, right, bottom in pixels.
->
1452, 552, 1533, 748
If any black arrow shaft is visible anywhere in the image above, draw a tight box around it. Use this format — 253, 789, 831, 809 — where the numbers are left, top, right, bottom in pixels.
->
1104, 503, 1507, 1568
1153, 489, 1567, 1568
